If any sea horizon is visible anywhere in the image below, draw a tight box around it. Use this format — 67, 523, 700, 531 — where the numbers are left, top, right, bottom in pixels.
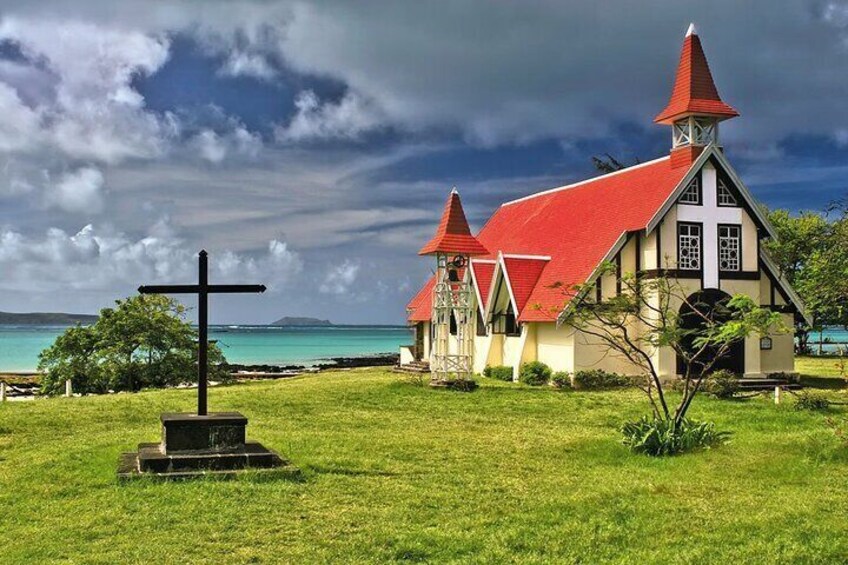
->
0, 324, 412, 372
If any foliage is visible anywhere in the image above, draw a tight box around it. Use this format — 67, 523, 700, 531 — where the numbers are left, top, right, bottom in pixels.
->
38, 295, 228, 395
554, 263, 785, 431
826, 417, 848, 449
764, 206, 848, 353
518, 361, 552, 386
483, 365, 514, 382
793, 391, 831, 412
704, 369, 740, 399
551, 371, 572, 388
767, 371, 801, 385
571, 369, 630, 390
621, 416, 730, 456
591, 153, 640, 173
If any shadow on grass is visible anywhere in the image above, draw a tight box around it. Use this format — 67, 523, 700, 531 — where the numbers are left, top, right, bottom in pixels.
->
305, 464, 402, 478
800, 375, 847, 391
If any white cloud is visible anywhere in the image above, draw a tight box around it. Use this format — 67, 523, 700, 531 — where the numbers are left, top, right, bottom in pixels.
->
319, 259, 360, 295
219, 51, 276, 80
0, 222, 302, 294
276, 90, 384, 142
190, 126, 262, 163
45, 166, 105, 213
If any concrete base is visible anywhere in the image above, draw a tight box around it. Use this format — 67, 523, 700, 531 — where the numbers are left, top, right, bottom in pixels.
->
118, 411, 295, 480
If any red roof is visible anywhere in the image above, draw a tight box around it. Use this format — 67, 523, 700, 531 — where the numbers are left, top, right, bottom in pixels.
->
406, 277, 434, 322
470, 260, 496, 310
419, 189, 488, 256
502, 256, 549, 318
407, 156, 692, 322
654, 25, 738, 124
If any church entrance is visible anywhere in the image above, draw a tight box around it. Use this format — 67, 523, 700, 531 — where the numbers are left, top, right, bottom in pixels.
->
676, 289, 745, 376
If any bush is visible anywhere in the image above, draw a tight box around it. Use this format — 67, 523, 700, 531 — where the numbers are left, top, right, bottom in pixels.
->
519, 361, 552, 386
483, 365, 514, 382
621, 416, 730, 456
551, 371, 572, 388
794, 392, 831, 411
704, 369, 740, 399
572, 369, 629, 390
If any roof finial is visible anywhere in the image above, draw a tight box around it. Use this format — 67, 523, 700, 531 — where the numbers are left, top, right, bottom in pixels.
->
686, 22, 697, 37
450, 186, 458, 195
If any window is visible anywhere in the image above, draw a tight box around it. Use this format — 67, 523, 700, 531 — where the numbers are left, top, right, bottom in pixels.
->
449, 312, 457, 335
678, 176, 701, 205
476, 307, 487, 337
677, 223, 702, 270
718, 225, 741, 271
717, 178, 737, 206
492, 306, 520, 336
760, 336, 773, 350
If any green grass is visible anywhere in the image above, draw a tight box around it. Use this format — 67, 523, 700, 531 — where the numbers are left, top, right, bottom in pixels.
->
1, 368, 846, 564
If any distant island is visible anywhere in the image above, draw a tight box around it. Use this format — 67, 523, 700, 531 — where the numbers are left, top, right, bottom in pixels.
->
270, 316, 333, 327
0, 311, 98, 326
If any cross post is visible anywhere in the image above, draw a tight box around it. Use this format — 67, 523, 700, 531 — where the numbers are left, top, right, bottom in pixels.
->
138, 250, 266, 416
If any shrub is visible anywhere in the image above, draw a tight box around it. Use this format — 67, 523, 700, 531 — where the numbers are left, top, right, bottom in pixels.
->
572, 369, 629, 390
483, 365, 514, 382
551, 371, 572, 388
704, 369, 740, 399
621, 416, 730, 456
519, 361, 552, 386
794, 392, 831, 411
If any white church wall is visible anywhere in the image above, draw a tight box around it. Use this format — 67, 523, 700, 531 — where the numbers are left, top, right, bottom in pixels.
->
535, 323, 575, 373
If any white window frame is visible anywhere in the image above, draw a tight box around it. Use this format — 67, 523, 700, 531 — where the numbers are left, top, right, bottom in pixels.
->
717, 178, 738, 207
677, 222, 702, 271
678, 177, 701, 205
718, 224, 741, 272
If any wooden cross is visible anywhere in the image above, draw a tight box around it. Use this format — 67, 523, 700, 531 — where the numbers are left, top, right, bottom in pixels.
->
138, 250, 266, 416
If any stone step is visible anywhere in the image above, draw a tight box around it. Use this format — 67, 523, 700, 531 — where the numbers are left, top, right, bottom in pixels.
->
136, 441, 284, 474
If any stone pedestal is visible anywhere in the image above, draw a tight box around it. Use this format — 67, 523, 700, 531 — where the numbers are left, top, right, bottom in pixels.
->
118, 412, 295, 479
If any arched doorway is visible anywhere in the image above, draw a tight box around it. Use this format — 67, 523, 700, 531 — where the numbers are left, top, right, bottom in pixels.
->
676, 289, 745, 376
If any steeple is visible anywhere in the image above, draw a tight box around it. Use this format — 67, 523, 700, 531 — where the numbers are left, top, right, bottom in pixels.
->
418, 188, 488, 256
656, 24, 738, 166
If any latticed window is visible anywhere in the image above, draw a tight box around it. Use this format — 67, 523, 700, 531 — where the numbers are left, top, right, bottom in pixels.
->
678, 177, 700, 205
492, 306, 519, 336
678, 223, 701, 270
717, 178, 737, 206
718, 225, 741, 271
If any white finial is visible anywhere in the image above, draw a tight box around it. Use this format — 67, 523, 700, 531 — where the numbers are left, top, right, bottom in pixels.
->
686, 23, 697, 37
450, 186, 458, 195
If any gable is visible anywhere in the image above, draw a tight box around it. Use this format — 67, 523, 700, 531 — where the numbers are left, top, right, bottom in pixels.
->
646, 145, 776, 239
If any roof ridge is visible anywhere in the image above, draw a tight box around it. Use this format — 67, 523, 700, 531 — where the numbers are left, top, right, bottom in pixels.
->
502, 155, 670, 207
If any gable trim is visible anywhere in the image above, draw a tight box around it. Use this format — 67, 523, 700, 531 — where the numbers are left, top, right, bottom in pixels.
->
645, 145, 777, 240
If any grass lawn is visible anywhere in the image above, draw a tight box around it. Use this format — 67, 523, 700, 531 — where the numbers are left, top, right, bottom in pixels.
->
1, 367, 846, 564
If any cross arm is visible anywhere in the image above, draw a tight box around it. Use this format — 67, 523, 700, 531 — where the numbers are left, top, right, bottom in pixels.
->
207, 284, 267, 294
138, 285, 201, 294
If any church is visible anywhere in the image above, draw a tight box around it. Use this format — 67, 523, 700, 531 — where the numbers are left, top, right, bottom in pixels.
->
402, 24, 807, 381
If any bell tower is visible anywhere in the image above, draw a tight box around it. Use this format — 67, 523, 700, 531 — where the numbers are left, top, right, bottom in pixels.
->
655, 24, 739, 167
419, 188, 488, 385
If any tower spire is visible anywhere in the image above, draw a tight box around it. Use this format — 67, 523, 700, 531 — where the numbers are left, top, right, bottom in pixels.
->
656, 24, 738, 166
419, 189, 488, 256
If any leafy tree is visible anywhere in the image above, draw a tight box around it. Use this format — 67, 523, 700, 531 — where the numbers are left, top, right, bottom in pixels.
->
38, 295, 228, 395
552, 265, 784, 430
764, 205, 848, 352
592, 153, 641, 174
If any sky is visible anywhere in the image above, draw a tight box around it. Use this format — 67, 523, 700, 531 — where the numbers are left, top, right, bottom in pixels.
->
0, 1, 845, 324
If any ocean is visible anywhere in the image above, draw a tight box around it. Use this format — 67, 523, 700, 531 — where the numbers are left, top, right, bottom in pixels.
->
1, 325, 845, 373
0, 325, 412, 372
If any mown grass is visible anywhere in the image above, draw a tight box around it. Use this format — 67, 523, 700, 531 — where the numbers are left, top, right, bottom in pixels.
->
0, 367, 846, 564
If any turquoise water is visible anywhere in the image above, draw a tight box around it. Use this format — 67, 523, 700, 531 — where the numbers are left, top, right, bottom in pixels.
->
0, 325, 411, 372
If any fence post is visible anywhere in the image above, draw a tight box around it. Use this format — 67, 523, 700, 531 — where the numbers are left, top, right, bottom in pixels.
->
65, 379, 72, 398
0, 382, 6, 402
774, 386, 781, 405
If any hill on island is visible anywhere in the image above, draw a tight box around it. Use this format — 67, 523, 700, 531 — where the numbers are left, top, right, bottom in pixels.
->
0, 311, 98, 325
270, 316, 333, 327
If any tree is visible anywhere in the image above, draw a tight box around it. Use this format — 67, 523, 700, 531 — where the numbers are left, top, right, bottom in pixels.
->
764, 205, 848, 353
38, 295, 228, 395
553, 265, 784, 430
592, 153, 641, 174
